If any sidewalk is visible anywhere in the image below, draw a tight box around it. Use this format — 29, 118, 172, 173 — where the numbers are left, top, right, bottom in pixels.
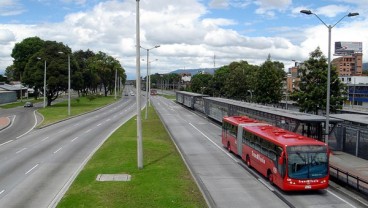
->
330, 151, 368, 194
0, 117, 10, 130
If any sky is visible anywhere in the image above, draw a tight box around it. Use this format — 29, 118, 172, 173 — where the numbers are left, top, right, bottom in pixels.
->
0, 0, 367, 80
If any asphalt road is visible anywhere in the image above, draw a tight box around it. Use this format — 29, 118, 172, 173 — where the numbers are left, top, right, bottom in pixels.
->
151, 95, 368, 208
0, 105, 40, 143
0, 88, 141, 207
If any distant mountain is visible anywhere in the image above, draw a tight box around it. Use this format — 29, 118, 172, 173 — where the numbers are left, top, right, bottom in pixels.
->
170, 68, 217, 76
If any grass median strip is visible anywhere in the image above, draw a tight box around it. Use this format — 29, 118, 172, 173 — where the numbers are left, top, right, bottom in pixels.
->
57, 105, 207, 208
39, 95, 118, 126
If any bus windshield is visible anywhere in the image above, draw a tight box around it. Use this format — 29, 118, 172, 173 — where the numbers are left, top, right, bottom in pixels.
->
287, 145, 328, 179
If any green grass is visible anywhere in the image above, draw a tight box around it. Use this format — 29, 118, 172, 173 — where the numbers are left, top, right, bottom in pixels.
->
57, 106, 207, 208
0, 99, 39, 109
38, 96, 119, 126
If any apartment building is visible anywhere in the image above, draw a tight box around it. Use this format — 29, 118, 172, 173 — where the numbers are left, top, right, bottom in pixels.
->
331, 52, 363, 76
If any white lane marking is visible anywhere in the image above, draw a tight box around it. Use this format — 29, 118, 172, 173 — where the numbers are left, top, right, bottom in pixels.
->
53, 147, 62, 154
0, 190, 4, 195
16, 111, 38, 139
25, 164, 39, 175
71, 137, 79, 142
327, 190, 358, 208
42, 137, 49, 141
0, 140, 13, 147
105, 119, 111, 122
97, 123, 102, 127
73, 123, 80, 127
189, 123, 237, 162
7, 115, 16, 129
16, 148, 27, 154
85, 129, 92, 133
57, 129, 65, 134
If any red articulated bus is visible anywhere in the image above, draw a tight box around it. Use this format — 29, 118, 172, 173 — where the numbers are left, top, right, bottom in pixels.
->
222, 116, 329, 191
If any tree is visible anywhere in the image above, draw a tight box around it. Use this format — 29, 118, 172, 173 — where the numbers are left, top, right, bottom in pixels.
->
291, 47, 346, 114
223, 61, 258, 101
73, 50, 96, 95
190, 73, 213, 95
11, 37, 45, 81
254, 60, 285, 104
4, 65, 15, 82
23, 41, 78, 106
212, 65, 229, 97
87, 52, 125, 97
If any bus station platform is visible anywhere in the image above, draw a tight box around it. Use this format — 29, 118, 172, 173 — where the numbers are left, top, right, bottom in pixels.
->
329, 151, 368, 195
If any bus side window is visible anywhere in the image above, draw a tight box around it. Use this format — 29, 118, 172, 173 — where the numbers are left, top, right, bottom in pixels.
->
254, 136, 261, 152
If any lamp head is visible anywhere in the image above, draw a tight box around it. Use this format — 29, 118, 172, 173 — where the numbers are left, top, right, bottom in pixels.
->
154, 45, 160, 48
348, 12, 359, 17
300, 10, 313, 15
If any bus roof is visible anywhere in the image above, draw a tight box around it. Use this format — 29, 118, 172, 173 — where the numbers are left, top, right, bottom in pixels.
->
244, 124, 326, 147
223, 116, 257, 125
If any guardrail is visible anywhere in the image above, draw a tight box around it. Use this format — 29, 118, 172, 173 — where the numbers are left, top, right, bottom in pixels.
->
330, 165, 368, 195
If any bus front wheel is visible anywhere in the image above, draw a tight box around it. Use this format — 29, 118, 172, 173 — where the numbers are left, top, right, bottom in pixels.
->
227, 142, 231, 152
267, 170, 274, 186
246, 155, 251, 168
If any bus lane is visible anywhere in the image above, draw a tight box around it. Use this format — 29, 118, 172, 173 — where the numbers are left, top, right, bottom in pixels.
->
152, 96, 289, 208
152, 96, 368, 208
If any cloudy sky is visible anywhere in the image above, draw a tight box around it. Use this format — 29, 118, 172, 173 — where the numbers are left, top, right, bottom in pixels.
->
0, 0, 366, 79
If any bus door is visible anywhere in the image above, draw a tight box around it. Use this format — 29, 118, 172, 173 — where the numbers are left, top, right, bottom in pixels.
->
237, 124, 246, 156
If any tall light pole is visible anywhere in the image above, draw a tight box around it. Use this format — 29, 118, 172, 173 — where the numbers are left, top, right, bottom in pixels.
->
300, 10, 359, 145
58, 52, 71, 116
140, 45, 160, 119
37, 57, 47, 108
114, 68, 117, 100
148, 59, 158, 107
136, 0, 143, 169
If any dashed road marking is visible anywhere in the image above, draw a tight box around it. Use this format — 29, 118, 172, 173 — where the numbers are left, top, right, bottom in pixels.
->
16, 148, 27, 154
25, 164, 39, 175
53, 147, 62, 154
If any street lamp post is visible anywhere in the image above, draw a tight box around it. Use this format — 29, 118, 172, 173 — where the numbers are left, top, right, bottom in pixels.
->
58, 51, 71, 116
114, 68, 117, 100
148, 59, 158, 107
300, 10, 359, 145
37, 57, 47, 108
140, 45, 160, 119
136, 0, 143, 169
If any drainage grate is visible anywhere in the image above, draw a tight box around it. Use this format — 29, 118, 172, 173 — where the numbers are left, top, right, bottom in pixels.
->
96, 174, 131, 182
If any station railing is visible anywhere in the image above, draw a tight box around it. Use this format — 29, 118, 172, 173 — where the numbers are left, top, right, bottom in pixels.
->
330, 165, 368, 196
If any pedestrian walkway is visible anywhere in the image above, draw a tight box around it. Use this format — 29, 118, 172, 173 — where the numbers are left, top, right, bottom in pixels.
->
330, 151, 368, 194
0, 117, 10, 130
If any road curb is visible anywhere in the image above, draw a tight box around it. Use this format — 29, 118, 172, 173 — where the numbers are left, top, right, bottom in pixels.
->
0, 117, 11, 131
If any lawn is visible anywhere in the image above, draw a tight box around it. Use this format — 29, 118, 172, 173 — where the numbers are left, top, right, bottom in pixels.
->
57, 105, 207, 208
38, 95, 119, 126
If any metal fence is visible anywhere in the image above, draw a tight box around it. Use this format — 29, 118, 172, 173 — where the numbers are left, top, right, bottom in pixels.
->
330, 165, 368, 196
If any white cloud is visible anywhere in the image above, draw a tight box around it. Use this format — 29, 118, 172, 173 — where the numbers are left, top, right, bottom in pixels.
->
254, 0, 291, 15
0, 29, 15, 44
0, 0, 26, 16
315, 5, 351, 18
209, 0, 229, 9
0, 0, 366, 79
